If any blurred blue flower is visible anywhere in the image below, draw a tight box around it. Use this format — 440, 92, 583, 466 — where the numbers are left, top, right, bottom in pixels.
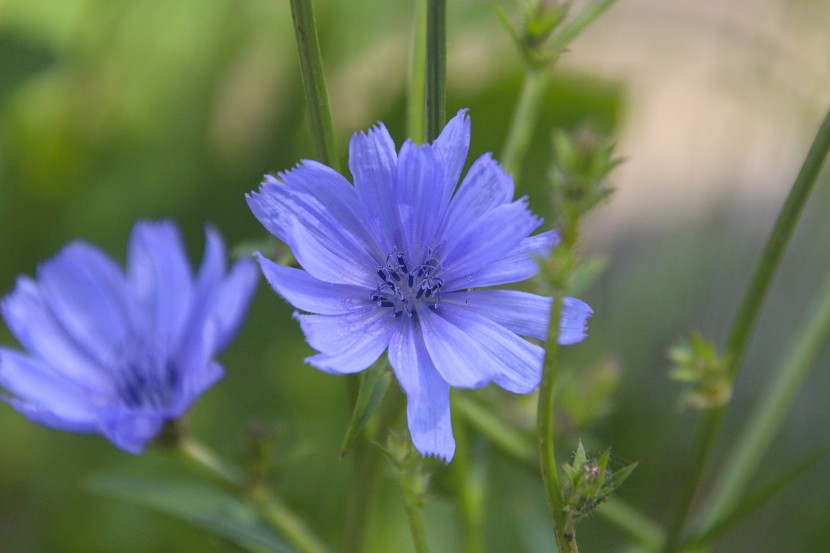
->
0, 221, 258, 454
247, 110, 592, 461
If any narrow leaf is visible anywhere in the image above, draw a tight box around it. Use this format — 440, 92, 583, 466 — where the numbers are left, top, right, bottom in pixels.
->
683, 445, 830, 550
87, 475, 292, 553
340, 358, 392, 458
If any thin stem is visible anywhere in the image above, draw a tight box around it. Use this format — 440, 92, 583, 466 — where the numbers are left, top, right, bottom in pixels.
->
343, 390, 406, 553
408, 0, 428, 144
538, 292, 578, 553
600, 498, 665, 551
249, 487, 335, 553
724, 105, 830, 381
550, 0, 619, 53
289, 0, 340, 171
176, 435, 333, 553
398, 468, 430, 553
662, 103, 830, 552
455, 394, 663, 548
425, 0, 446, 142
699, 271, 830, 534
451, 415, 485, 553
501, 67, 550, 180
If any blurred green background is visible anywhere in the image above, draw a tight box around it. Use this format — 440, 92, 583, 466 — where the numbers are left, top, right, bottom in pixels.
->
1, 0, 829, 551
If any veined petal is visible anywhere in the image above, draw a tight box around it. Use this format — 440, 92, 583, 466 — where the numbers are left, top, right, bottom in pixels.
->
439, 153, 514, 241
442, 290, 592, 344
256, 254, 371, 315
388, 320, 455, 461
432, 109, 470, 205
296, 308, 396, 374
284, 218, 376, 287
1, 277, 110, 390
127, 221, 192, 348
36, 242, 130, 365
441, 198, 542, 283
349, 122, 400, 252
0, 348, 98, 424
394, 142, 447, 258
433, 304, 544, 394
415, 305, 497, 388
443, 230, 559, 290
247, 164, 381, 273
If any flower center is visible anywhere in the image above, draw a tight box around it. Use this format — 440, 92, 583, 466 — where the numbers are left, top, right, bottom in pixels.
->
370, 250, 444, 318
113, 340, 178, 409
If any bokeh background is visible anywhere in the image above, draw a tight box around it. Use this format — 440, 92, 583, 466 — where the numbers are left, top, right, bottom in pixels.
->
1, 0, 829, 551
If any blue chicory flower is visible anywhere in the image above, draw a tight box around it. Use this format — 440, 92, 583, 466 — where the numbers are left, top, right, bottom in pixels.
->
0, 221, 258, 454
247, 110, 592, 461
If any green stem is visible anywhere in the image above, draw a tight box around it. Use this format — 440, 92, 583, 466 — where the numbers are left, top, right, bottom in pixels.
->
408, 0, 428, 144
550, 0, 619, 53
500, 0, 618, 182
176, 435, 333, 553
724, 105, 830, 381
343, 390, 405, 553
699, 271, 830, 534
289, 0, 340, 171
600, 498, 665, 551
538, 293, 578, 553
250, 487, 334, 553
682, 446, 830, 551
398, 469, 430, 553
451, 415, 485, 553
662, 103, 830, 552
425, 0, 446, 142
501, 67, 550, 180
455, 395, 664, 548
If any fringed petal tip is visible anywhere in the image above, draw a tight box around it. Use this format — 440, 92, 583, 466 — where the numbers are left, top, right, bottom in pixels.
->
414, 444, 456, 464
559, 297, 594, 346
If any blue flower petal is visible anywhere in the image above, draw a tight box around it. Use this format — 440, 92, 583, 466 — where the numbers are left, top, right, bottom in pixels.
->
415, 306, 497, 388
284, 220, 376, 287
297, 308, 396, 374
256, 254, 371, 315
432, 304, 545, 393
36, 242, 131, 366
388, 320, 455, 461
247, 164, 381, 282
441, 198, 542, 282
349, 122, 400, 253
99, 407, 166, 455
394, 142, 448, 257
208, 257, 258, 351
443, 229, 560, 290
443, 290, 592, 344
127, 221, 192, 347
439, 153, 514, 241
0, 348, 98, 426
0, 221, 254, 453
432, 108, 470, 206
1, 277, 110, 390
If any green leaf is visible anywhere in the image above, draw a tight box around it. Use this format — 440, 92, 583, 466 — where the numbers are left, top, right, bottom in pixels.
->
339, 357, 392, 458
87, 475, 292, 553
682, 445, 830, 550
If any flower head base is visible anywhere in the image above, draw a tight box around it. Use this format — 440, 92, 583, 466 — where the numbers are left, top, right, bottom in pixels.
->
0, 221, 258, 453
248, 110, 592, 461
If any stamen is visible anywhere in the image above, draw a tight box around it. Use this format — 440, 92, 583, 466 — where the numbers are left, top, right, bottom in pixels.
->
372, 250, 444, 319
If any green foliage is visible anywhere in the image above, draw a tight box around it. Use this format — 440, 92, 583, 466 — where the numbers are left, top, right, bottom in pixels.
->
339, 359, 392, 458
560, 442, 637, 522
87, 475, 291, 553
668, 333, 732, 409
